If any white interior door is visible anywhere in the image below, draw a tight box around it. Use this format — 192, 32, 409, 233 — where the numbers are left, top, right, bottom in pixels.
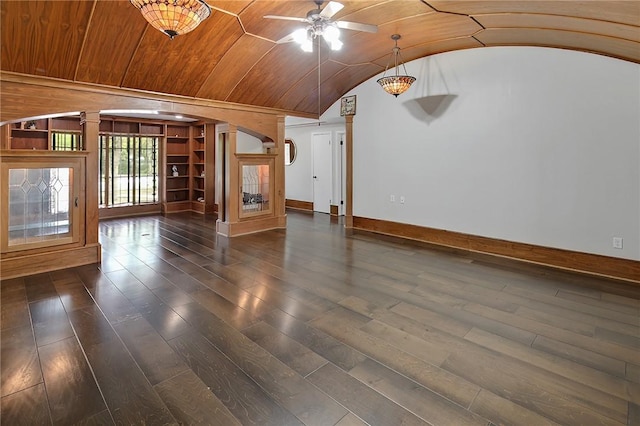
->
312, 132, 332, 214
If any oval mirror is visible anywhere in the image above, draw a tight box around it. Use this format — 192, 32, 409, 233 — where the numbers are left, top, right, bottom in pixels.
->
285, 138, 297, 165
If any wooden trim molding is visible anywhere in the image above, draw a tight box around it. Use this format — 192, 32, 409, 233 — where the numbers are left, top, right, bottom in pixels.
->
286, 199, 313, 212
0, 243, 101, 280
353, 216, 640, 284
99, 204, 161, 219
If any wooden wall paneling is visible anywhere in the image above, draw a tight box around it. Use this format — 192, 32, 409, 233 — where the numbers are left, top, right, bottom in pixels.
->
0, 1, 94, 79
339, 0, 434, 25
1, 0, 638, 120
197, 35, 275, 101
475, 14, 640, 43
0, 125, 9, 149
227, 43, 320, 108
51, 116, 82, 131
275, 59, 345, 113
121, 11, 244, 97
429, 1, 640, 27
74, 1, 147, 87
476, 28, 640, 63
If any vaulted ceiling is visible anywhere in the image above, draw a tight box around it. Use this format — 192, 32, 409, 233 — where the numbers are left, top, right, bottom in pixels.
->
1, 1, 638, 118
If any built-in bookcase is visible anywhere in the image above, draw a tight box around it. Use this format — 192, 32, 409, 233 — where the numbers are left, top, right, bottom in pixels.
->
164, 124, 191, 212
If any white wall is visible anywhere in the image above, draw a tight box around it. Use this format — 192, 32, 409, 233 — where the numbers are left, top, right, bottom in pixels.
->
237, 131, 263, 153
288, 47, 640, 261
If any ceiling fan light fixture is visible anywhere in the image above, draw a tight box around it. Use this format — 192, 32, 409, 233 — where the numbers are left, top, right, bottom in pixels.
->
322, 25, 340, 43
301, 38, 314, 52
130, 0, 211, 39
377, 34, 416, 97
329, 38, 343, 51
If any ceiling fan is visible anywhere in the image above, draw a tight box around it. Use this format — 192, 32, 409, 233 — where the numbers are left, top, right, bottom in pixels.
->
265, 1, 378, 52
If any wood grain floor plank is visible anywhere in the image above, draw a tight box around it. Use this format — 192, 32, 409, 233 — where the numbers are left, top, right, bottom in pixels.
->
135, 297, 193, 341
29, 297, 74, 347
38, 337, 106, 424
154, 369, 242, 426
169, 330, 303, 426
442, 348, 628, 425
1, 325, 42, 397
469, 389, 561, 426
262, 309, 368, 371
532, 334, 627, 378
334, 413, 368, 426
556, 290, 640, 317
243, 321, 329, 377
66, 305, 119, 347
53, 281, 95, 312
23, 273, 57, 302
308, 363, 430, 426
83, 341, 176, 425
465, 327, 640, 404
627, 364, 640, 384
175, 301, 349, 425
72, 409, 114, 425
113, 316, 189, 386
349, 358, 490, 425
465, 302, 639, 364
0, 384, 51, 425
357, 319, 454, 367
1, 300, 30, 330
505, 285, 639, 326
308, 304, 481, 409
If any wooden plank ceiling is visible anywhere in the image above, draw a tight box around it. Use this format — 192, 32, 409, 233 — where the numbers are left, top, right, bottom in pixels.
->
1, 1, 638, 117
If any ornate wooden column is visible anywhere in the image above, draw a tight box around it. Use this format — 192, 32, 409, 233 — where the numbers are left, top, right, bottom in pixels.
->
216, 124, 238, 236
81, 111, 101, 248
345, 115, 353, 228
275, 115, 286, 220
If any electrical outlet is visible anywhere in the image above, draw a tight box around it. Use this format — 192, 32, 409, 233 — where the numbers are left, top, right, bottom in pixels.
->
612, 237, 623, 249
390, 195, 395, 203
400, 196, 405, 204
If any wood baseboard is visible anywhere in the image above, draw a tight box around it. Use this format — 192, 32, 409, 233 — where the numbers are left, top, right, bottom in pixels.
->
0, 243, 102, 280
216, 215, 287, 237
99, 204, 161, 219
286, 199, 313, 212
353, 216, 639, 284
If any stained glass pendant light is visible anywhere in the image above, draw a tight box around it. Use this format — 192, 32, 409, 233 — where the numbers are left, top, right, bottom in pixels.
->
377, 34, 416, 97
130, 0, 211, 39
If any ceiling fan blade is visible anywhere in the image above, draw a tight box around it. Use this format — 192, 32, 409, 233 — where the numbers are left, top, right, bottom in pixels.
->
320, 1, 344, 19
336, 20, 378, 33
276, 32, 297, 44
264, 15, 309, 23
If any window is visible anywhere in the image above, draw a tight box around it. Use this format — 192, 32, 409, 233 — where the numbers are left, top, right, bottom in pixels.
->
1, 155, 83, 253
52, 131, 83, 151
99, 135, 158, 208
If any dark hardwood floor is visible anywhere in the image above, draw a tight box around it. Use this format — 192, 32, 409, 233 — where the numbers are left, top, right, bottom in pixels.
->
1, 211, 639, 425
